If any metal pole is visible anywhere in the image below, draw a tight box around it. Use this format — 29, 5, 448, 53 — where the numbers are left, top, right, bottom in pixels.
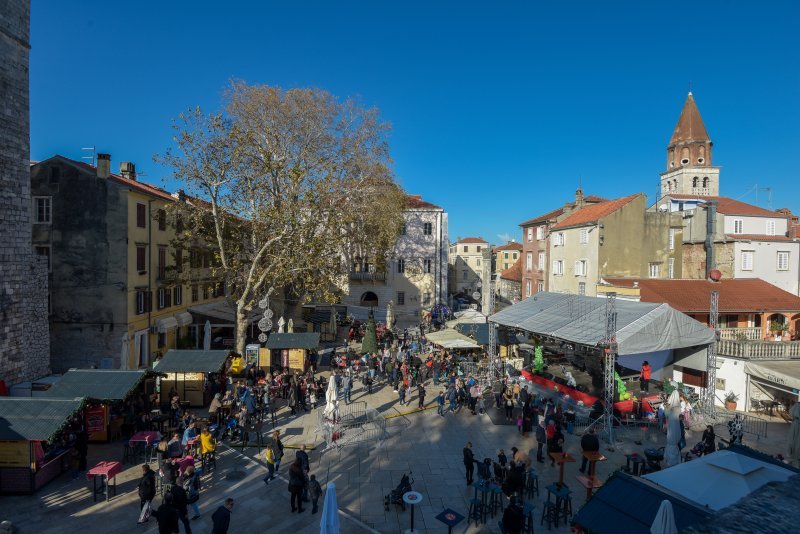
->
488, 280, 498, 379
603, 292, 618, 446
703, 290, 719, 415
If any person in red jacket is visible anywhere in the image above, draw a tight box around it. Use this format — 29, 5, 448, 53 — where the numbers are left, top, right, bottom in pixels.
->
641, 361, 652, 393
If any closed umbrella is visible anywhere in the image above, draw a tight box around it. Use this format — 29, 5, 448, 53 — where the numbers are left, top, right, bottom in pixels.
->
324, 373, 339, 420
320, 482, 340, 534
329, 311, 338, 341
664, 385, 682, 468
789, 402, 800, 467
386, 301, 394, 330
203, 320, 212, 351
119, 333, 130, 370
278, 316, 285, 333
287, 318, 294, 333
650, 499, 678, 534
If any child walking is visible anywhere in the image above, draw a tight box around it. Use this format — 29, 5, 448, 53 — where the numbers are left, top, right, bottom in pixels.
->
309, 474, 323, 514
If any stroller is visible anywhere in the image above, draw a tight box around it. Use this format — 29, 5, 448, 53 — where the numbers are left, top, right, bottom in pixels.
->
384, 471, 414, 511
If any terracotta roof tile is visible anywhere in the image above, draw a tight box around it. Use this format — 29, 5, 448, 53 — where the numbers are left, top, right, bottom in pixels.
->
668, 195, 782, 218
405, 194, 442, 210
584, 195, 609, 203
500, 257, 522, 282
603, 278, 800, 313
494, 242, 523, 252
725, 234, 796, 242
519, 207, 565, 227
552, 194, 641, 229
670, 92, 710, 145
456, 237, 487, 244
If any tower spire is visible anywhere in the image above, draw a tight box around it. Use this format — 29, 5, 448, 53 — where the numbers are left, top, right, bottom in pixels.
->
666, 92, 712, 170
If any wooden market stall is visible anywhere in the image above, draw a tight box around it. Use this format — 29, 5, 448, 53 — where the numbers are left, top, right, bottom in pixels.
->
262, 333, 320, 373
0, 397, 86, 494
43, 369, 150, 442
154, 349, 230, 407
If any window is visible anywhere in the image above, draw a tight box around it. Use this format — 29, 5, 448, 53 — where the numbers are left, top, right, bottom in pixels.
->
578, 282, 586, 296
136, 245, 146, 272
512, 253, 518, 260
397, 259, 405, 273
135, 290, 152, 315
554, 232, 565, 246
191, 284, 199, 302
777, 251, 790, 271
668, 258, 675, 279
396, 291, 405, 305
423, 222, 432, 235
136, 203, 146, 228
476, 258, 481, 266
157, 209, 166, 231
157, 288, 167, 309
423, 292, 431, 306
175, 214, 183, 233
462, 270, 468, 280
552, 260, 564, 276
504, 252, 509, 260
477, 246, 482, 252
668, 229, 676, 250
537, 281, 544, 293
649, 263, 660, 278
189, 249, 200, 269
424, 259, 432, 273
579, 228, 588, 245
173, 285, 183, 306
157, 332, 166, 348
35, 245, 51, 272
766, 219, 776, 236
574, 260, 587, 276
175, 248, 183, 273
741, 250, 754, 271
33, 196, 52, 224
157, 247, 166, 280
400, 223, 406, 235
536, 226, 544, 240
463, 246, 468, 253
538, 251, 545, 270
526, 280, 532, 297
733, 218, 743, 234
527, 228, 533, 242
526, 252, 533, 271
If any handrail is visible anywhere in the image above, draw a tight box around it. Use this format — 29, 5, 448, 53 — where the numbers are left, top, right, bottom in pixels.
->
717, 339, 800, 360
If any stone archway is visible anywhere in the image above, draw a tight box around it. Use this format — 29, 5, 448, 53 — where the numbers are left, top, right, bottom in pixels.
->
360, 291, 378, 307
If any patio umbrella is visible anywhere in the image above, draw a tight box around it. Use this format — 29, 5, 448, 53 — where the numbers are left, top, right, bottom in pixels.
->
323, 373, 339, 420
386, 301, 394, 330
320, 482, 340, 534
664, 385, 681, 468
329, 311, 338, 341
650, 500, 678, 534
287, 318, 294, 333
203, 320, 212, 351
119, 333, 130, 370
789, 402, 800, 467
278, 316, 285, 333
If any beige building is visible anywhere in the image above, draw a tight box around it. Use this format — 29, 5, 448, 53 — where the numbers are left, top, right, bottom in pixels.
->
449, 237, 489, 298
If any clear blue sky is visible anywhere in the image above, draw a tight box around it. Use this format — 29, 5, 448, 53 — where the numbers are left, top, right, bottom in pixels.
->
31, 1, 800, 244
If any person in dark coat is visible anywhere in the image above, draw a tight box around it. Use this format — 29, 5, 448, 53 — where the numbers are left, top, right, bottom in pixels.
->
170, 476, 192, 534
211, 498, 234, 534
502, 496, 525, 534
137, 464, 156, 521
151, 492, 180, 534
75, 430, 89, 472
521, 399, 534, 436
288, 459, 306, 513
463, 442, 476, 485
502, 460, 525, 497
702, 425, 716, 455
578, 427, 600, 473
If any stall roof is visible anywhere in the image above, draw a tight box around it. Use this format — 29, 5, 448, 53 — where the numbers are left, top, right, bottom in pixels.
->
744, 360, 800, 392
43, 369, 147, 401
489, 292, 715, 356
187, 301, 260, 324
265, 333, 320, 350
0, 397, 86, 441
155, 350, 229, 373
425, 329, 480, 349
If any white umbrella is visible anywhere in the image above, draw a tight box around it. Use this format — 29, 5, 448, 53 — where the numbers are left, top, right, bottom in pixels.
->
323, 374, 339, 420
650, 499, 678, 534
385, 301, 394, 330
278, 316, 286, 333
320, 482, 340, 534
203, 320, 212, 350
789, 402, 800, 467
119, 333, 130, 370
287, 318, 294, 333
664, 385, 682, 468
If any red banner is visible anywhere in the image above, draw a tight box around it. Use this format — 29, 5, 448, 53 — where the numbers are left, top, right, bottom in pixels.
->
85, 405, 107, 433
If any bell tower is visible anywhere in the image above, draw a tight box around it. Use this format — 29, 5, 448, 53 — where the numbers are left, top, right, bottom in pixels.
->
659, 92, 720, 197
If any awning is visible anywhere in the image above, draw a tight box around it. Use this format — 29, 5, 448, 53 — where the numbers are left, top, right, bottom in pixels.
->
154, 349, 229, 373
744, 361, 800, 393
264, 333, 320, 350
157, 316, 178, 333
0, 397, 86, 441
425, 329, 480, 349
188, 301, 260, 324
175, 311, 193, 327
43, 370, 147, 401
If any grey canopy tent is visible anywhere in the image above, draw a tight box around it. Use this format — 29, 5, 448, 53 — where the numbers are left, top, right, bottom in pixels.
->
154, 349, 230, 406
43, 369, 148, 401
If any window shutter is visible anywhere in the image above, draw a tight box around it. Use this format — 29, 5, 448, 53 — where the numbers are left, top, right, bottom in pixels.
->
574, 260, 581, 275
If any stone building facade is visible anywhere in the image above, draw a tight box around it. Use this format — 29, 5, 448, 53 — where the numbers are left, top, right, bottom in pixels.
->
0, 0, 51, 384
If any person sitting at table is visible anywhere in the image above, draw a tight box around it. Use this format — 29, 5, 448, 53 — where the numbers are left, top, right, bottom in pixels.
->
578, 427, 600, 474
182, 422, 198, 448
167, 433, 183, 459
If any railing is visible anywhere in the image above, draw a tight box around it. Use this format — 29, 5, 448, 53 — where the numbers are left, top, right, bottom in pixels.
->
348, 271, 386, 282
717, 339, 800, 360
718, 327, 762, 341
721, 411, 768, 440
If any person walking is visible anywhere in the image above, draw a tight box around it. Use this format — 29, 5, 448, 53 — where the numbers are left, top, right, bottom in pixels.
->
342, 374, 352, 405
288, 459, 306, 513
641, 361, 652, 393
447, 385, 457, 413
170, 476, 192, 534
436, 390, 445, 416
578, 428, 600, 474
463, 442, 476, 485
417, 383, 426, 409
503, 389, 515, 421
151, 492, 180, 534
308, 474, 323, 514
263, 442, 277, 484
272, 431, 284, 472
137, 464, 156, 524
184, 464, 202, 520
297, 445, 311, 502
398, 383, 407, 406
211, 498, 234, 534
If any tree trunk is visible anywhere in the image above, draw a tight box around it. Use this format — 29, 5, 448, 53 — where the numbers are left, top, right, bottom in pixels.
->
235, 305, 250, 356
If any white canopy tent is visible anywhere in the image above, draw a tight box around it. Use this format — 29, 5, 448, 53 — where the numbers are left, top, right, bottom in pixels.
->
446, 308, 487, 328
489, 292, 715, 357
425, 329, 481, 349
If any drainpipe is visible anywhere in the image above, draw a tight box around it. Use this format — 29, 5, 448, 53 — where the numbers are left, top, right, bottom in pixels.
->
147, 199, 154, 366
705, 201, 717, 275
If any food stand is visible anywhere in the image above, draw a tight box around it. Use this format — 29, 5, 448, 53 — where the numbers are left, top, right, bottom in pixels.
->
43, 369, 150, 442
154, 349, 230, 407
263, 333, 320, 373
0, 397, 85, 494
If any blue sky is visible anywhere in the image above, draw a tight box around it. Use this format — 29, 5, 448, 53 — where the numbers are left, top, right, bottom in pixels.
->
31, 1, 800, 244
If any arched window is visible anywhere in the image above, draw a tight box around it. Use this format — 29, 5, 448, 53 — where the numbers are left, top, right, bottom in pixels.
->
702, 177, 709, 188
360, 292, 378, 307
692, 177, 698, 188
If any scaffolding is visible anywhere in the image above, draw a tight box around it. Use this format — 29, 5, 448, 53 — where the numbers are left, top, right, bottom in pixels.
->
702, 290, 720, 416
601, 292, 619, 446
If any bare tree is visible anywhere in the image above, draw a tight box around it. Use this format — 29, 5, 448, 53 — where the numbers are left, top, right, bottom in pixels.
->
158, 83, 405, 355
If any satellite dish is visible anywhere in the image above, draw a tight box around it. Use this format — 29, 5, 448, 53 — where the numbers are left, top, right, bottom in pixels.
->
472, 292, 481, 300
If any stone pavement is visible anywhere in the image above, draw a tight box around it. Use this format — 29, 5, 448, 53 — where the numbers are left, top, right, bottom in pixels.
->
2, 373, 792, 533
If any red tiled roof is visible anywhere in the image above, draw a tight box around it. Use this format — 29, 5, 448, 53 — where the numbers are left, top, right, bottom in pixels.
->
495, 242, 523, 252
456, 237, 487, 244
603, 278, 800, 313
667, 195, 782, 218
520, 207, 565, 227
405, 194, 442, 210
584, 195, 609, 203
725, 234, 796, 242
552, 194, 641, 229
500, 257, 522, 282
670, 92, 710, 145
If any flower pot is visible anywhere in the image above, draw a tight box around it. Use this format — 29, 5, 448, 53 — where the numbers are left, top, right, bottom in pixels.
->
725, 401, 737, 411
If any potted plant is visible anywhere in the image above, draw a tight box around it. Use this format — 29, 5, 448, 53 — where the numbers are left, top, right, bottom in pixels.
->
724, 391, 739, 411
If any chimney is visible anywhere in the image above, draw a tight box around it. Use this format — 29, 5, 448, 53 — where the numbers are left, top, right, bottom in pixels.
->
96, 153, 111, 178
120, 161, 137, 181
575, 188, 585, 207
705, 200, 717, 275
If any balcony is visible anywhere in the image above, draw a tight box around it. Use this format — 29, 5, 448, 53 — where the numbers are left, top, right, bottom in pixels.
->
719, 327, 762, 341
349, 271, 386, 282
717, 339, 800, 360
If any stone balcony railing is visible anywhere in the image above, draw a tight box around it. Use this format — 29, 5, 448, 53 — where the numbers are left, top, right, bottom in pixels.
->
717, 339, 800, 360
349, 271, 386, 282
718, 327, 762, 341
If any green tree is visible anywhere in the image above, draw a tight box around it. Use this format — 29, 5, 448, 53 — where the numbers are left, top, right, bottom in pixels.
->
361, 312, 378, 355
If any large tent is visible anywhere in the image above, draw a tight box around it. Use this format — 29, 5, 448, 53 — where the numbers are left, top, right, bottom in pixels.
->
425, 329, 481, 349
489, 292, 714, 360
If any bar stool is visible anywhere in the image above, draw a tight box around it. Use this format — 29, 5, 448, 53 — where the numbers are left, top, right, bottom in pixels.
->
540, 501, 556, 529
556, 492, 573, 524
489, 485, 504, 517
525, 469, 540, 498
522, 502, 536, 534
468, 498, 484, 526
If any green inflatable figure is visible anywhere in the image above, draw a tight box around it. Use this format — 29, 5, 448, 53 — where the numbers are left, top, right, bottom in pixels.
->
615, 371, 631, 401
534, 345, 544, 374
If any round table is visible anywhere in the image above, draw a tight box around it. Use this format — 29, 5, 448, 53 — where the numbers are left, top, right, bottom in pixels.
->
403, 491, 423, 534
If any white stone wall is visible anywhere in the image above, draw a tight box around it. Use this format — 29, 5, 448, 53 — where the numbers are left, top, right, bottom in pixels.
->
733, 240, 799, 295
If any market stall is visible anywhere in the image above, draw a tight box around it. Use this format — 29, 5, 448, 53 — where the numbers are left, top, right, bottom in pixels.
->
425, 329, 481, 350
153, 349, 230, 407
263, 333, 320, 373
0, 397, 85, 494
43, 369, 150, 442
